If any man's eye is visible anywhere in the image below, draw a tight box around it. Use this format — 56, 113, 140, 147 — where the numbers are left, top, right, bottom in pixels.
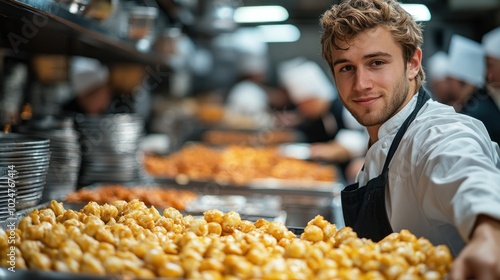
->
372, 60, 384, 66
339, 65, 354, 72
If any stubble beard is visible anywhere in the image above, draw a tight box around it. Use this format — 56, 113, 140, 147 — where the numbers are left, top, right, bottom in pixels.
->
344, 74, 410, 127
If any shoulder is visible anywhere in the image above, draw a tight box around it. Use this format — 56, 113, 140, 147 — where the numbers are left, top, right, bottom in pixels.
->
407, 100, 496, 154
414, 100, 489, 134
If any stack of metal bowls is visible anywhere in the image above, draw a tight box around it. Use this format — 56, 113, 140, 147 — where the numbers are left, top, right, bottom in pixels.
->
0, 134, 50, 221
15, 116, 81, 201
74, 113, 147, 186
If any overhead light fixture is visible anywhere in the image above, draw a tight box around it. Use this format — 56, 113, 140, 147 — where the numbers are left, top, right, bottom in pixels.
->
234, 5, 289, 23
401, 4, 431, 22
256, 24, 300, 43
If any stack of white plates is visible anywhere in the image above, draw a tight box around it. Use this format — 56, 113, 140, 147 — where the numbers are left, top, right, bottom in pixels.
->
0, 134, 50, 221
74, 114, 147, 186
15, 117, 81, 201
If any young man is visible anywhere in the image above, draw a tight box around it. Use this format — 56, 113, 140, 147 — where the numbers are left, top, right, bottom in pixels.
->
320, 1, 500, 279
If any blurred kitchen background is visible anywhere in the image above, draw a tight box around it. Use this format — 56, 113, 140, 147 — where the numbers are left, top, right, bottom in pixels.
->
1, 0, 499, 126
0, 0, 498, 125
0, 0, 499, 227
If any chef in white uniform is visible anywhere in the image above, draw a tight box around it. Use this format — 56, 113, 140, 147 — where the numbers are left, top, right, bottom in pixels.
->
277, 58, 368, 182
446, 34, 500, 145
482, 26, 500, 107
320, 1, 500, 279
225, 29, 272, 129
445, 35, 486, 111
426, 51, 451, 104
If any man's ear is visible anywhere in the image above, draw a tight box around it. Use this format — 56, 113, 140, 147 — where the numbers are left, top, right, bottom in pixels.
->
407, 47, 422, 80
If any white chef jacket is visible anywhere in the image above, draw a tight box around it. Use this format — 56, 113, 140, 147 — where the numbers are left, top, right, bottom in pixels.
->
355, 93, 500, 256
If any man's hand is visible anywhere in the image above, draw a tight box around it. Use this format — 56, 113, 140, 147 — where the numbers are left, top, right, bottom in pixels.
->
309, 141, 351, 163
449, 215, 500, 280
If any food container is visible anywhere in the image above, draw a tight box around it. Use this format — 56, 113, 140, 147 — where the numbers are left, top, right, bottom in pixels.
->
0, 133, 50, 218
14, 116, 81, 202
54, 0, 117, 21
1, 197, 453, 279
125, 6, 158, 41
84, 0, 118, 21
31, 55, 69, 84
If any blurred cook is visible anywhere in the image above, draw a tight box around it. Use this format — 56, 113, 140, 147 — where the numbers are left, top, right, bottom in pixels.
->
483, 27, 500, 99
426, 51, 452, 104
445, 35, 486, 112
448, 34, 500, 144
278, 58, 367, 179
225, 29, 272, 128
63, 56, 113, 115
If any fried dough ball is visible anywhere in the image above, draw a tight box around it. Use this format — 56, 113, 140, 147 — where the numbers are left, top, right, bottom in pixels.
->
204, 209, 224, 224
221, 211, 241, 234
301, 224, 324, 242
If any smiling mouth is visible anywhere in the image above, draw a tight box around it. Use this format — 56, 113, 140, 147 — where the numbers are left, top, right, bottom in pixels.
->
354, 96, 379, 106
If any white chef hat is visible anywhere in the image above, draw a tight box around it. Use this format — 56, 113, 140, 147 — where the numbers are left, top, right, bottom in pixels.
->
482, 27, 500, 59
426, 51, 448, 82
278, 57, 336, 103
70, 56, 109, 95
234, 29, 269, 75
447, 34, 485, 88
226, 80, 268, 114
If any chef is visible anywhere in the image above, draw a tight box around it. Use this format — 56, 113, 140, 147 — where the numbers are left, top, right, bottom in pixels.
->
461, 26, 500, 145
426, 51, 451, 104
483, 27, 500, 104
63, 56, 112, 115
319, 1, 500, 279
444, 35, 486, 112
277, 57, 367, 181
225, 29, 271, 129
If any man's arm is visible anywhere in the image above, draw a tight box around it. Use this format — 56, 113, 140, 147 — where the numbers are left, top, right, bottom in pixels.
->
450, 214, 500, 280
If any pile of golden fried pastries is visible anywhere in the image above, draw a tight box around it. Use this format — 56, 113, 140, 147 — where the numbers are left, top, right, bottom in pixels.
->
1, 200, 452, 279
64, 185, 197, 211
144, 144, 336, 185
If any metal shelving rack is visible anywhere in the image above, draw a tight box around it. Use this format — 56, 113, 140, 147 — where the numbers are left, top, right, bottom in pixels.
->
0, 0, 170, 67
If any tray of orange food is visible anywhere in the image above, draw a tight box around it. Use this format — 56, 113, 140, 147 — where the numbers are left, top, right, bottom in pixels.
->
143, 143, 342, 198
64, 183, 198, 211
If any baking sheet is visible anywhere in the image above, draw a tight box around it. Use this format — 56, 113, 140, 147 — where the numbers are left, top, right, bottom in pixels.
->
153, 176, 343, 198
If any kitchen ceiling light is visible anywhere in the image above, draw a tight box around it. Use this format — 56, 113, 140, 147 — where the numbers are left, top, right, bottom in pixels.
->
401, 4, 431, 22
234, 5, 289, 23
256, 24, 300, 43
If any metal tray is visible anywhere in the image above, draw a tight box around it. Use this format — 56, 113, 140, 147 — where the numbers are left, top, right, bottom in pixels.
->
152, 176, 343, 198
0, 267, 181, 280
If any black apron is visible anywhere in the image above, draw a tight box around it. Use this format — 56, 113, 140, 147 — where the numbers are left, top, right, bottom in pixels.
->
341, 87, 430, 242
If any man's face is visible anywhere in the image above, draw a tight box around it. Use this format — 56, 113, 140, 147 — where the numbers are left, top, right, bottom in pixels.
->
78, 85, 112, 115
429, 79, 453, 105
328, 26, 420, 129
486, 56, 500, 88
445, 77, 470, 104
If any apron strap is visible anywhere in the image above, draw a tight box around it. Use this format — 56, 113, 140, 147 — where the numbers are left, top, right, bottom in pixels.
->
382, 87, 430, 172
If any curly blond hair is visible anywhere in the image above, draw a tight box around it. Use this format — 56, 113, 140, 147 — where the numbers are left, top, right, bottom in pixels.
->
320, 0, 425, 89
